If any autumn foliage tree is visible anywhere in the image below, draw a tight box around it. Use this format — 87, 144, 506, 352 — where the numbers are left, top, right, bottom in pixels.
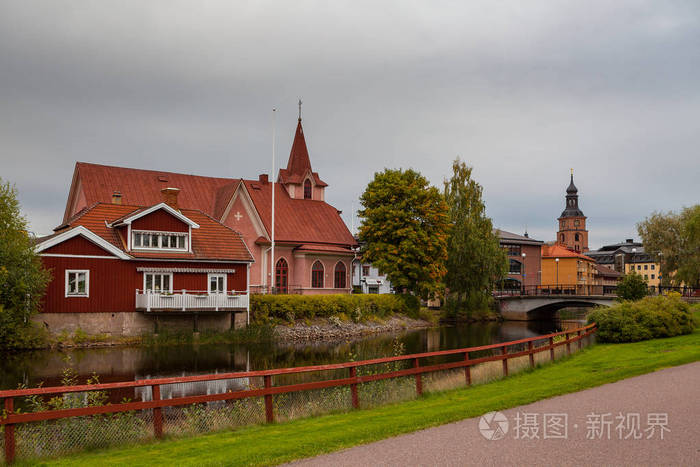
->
358, 168, 449, 299
443, 159, 507, 314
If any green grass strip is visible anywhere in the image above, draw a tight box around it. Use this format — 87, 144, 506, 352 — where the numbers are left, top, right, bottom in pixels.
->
32, 325, 700, 467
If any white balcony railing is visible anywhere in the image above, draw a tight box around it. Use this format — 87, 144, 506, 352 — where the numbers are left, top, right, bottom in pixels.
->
135, 290, 249, 312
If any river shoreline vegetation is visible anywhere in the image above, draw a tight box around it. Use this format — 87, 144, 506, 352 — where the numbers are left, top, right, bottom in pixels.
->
21, 311, 700, 466
587, 293, 697, 343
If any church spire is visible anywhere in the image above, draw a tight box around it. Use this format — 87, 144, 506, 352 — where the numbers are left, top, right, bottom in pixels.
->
286, 117, 312, 177
561, 170, 583, 217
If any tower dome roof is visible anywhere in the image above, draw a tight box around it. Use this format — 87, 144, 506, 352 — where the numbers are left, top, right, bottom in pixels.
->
566, 174, 578, 194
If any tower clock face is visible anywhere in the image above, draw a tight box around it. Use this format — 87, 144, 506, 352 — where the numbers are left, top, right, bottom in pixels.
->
575, 220, 579, 227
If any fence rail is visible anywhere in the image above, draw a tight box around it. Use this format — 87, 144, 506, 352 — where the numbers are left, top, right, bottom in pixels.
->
0, 323, 596, 464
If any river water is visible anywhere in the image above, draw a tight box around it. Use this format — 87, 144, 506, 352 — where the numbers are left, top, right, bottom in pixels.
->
0, 319, 583, 392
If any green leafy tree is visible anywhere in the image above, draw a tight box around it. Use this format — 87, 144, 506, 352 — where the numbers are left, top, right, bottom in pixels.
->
0, 179, 51, 349
358, 168, 449, 299
443, 159, 507, 313
637, 205, 700, 287
616, 272, 648, 301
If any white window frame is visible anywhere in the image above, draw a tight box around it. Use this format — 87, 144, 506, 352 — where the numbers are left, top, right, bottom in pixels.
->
143, 272, 174, 293
208, 273, 227, 294
132, 230, 188, 252
65, 270, 90, 297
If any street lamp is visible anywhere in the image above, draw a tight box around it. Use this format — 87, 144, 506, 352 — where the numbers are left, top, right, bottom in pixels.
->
521, 252, 527, 294
555, 258, 560, 292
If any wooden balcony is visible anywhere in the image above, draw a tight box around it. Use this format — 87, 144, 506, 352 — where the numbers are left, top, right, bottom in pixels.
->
135, 290, 249, 312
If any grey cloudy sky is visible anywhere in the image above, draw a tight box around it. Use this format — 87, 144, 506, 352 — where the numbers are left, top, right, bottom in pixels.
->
1, 0, 698, 248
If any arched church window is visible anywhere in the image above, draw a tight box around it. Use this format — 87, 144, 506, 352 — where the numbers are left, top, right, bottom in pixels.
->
275, 258, 288, 294
560, 234, 565, 243
312, 261, 324, 288
334, 262, 347, 288
304, 179, 312, 199
575, 233, 580, 241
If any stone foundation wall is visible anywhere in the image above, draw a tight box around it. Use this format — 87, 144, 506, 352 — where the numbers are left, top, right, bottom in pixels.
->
34, 311, 247, 337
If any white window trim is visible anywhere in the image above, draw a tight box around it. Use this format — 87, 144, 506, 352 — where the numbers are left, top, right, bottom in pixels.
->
132, 230, 189, 252
65, 270, 90, 298
208, 273, 227, 294
143, 272, 174, 293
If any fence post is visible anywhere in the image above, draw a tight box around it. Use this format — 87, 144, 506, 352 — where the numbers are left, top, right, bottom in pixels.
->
264, 375, 274, 423
577, 330, 582, 350
4, 397, 15, 464
528, 341, 534, 368
152, 385, 163, 438
566, 333, 571, 355
464, 352, 471, 386
501, 346, 508, 377
349, 366, 359, 409
413, 358, 422, 396
549, 336, 555, 361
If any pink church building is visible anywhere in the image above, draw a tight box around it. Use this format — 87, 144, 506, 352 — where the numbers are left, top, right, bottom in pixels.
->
61, 116, 357, 295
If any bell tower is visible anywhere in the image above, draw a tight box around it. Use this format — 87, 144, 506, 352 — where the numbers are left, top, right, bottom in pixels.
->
557, 170, 588, 252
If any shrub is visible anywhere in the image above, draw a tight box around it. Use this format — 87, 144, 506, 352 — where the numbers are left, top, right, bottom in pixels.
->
616, 272, 648, 301
250, 294, 419, 324
587, 295, 695, 343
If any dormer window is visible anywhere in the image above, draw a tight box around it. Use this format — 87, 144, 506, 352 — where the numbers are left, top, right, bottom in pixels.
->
133, 231, 188, 251
304, 179, 312, 199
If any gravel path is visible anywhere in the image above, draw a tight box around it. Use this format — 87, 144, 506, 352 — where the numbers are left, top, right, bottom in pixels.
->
290, 361, 700, 466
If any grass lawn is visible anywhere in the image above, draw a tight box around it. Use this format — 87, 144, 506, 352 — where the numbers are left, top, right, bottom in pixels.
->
31, 317, 700, 467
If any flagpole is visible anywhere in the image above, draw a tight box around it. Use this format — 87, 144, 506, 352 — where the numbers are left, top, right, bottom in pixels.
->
271, 108, 276, 293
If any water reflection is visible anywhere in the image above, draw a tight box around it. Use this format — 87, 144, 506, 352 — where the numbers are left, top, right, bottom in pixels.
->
1, 319, 566, 397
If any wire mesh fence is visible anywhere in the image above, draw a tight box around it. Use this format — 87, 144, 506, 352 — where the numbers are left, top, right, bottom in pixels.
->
1, 325, 596, 464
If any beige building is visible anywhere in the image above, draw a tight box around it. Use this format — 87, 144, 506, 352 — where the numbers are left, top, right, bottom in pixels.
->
625, 258, 661, 288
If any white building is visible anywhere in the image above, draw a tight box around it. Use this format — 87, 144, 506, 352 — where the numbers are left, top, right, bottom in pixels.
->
351, 259, 393, 294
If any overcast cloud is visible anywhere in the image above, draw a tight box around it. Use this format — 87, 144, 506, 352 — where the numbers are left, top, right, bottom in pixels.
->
1, 0, 699, 248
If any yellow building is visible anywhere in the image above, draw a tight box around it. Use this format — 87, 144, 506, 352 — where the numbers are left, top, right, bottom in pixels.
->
541, 244, 597, 293
625, 259, 661, 288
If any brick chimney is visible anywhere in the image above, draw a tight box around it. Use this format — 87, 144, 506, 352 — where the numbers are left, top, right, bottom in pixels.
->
259, 174, 269, 184
111, 191, 122, 205
161, 187, 180, 210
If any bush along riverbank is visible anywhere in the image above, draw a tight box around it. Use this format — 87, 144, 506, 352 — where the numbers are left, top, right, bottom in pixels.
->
587, 293, 698, 343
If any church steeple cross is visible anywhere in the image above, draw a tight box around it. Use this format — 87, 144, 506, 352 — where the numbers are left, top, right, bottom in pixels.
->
298, 99, 302, 121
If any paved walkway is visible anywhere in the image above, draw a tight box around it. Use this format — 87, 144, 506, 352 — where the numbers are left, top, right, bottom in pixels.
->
290, 362, 700, 466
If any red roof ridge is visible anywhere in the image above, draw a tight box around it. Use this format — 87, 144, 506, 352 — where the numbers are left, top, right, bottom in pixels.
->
76, 161, 230, 183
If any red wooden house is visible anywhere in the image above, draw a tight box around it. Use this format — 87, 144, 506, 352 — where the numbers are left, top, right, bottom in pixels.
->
35, 194, 254, 336
60, 116, 357, 296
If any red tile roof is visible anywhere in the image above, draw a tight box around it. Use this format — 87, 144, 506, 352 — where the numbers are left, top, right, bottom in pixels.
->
66, 162, 233, 223
68, 162, 355, 248
55, 203, 253, 262
243, 180, 356, 246
542, 244, 595, 261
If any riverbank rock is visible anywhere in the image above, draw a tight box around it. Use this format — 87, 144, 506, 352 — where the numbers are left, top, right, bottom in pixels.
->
274, 315, 434, 342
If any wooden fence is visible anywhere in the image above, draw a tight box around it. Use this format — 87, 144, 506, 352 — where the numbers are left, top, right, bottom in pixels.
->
0, 323, 596, 463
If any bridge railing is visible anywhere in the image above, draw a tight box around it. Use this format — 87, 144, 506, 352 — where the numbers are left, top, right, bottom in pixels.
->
494, 284, 617, 297
0, 323, 597, 463
495, 284, 700, 298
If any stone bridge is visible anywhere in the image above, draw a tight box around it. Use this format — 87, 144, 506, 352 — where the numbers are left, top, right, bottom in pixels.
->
496, 294, 615, 321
